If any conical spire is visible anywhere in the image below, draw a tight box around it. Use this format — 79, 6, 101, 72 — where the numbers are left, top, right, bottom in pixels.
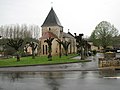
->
41, 8, 62, 27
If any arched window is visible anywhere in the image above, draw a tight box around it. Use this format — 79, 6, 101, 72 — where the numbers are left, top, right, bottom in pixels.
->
43, 45, 44, 54
49, 28, 51, 31
45, 45, 48, 54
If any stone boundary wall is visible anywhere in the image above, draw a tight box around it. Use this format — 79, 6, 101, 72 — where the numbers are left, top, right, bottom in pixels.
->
99, 58, 120, 67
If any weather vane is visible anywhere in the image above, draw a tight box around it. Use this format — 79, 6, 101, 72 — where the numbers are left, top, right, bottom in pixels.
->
51, 2, 53, 8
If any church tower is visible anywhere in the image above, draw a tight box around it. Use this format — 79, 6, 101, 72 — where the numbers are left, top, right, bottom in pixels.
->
40, 7, 77, 56
41, 7, 63, 38
40, 8, 63, 55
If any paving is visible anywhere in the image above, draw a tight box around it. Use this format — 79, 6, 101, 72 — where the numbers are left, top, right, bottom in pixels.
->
0, 53, 103, 72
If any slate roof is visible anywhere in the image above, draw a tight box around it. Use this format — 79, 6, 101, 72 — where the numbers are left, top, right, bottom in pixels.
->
41, 8, 62, 27
40, 31, 58, 39
62, 32, 75, 39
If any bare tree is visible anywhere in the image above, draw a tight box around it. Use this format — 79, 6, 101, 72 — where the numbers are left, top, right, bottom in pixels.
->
7, 38, 24, 61
25, 42, 38, 59
0, 24, 40, 39
44, 38, 54, 61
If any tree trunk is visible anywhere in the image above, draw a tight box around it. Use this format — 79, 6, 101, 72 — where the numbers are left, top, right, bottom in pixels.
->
48, 52, 52, 61
48, 45, 52, 61
59, 44, 61, 58
16, 55, 20, 62
32, 50, 35, 59
16, 51, 20, 62
81, 46, 84, 60
65, 50, 68, 56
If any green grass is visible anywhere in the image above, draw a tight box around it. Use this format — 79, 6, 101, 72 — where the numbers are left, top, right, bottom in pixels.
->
0, 54, 90, 67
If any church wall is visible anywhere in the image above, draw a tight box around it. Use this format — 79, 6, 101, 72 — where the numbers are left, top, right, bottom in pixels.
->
40, 25, 63, 56
40, 39, 48, 55
40, 38, 77, 56
42, 26, 63, 38
51, 38, 59, 55
67, 38, 77, 54
40, 38, 60, 55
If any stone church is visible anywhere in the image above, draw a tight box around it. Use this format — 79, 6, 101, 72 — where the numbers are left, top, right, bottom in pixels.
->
40, 7, 77, 56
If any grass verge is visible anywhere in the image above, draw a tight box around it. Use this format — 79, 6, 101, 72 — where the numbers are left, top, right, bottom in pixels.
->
0, 54, 90, 67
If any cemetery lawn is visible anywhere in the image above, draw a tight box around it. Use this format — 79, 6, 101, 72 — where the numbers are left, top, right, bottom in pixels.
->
0, 55, 90, 67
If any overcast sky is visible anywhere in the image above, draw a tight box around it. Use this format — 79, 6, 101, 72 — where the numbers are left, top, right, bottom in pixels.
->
0, 0, 120, 37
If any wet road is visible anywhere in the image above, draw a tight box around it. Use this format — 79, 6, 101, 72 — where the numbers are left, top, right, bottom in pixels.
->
0, 70, 120, 90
